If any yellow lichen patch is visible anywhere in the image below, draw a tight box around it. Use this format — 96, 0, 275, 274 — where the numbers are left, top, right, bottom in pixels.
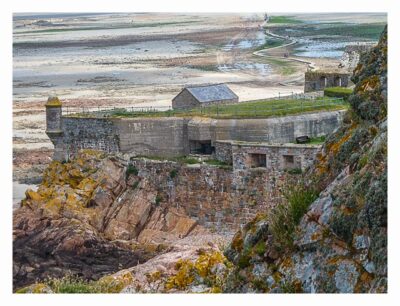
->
280, 257, 294, 270
16, 283, 52, 294
358, 75, 380, 93
315, 126, 356, 176
43, 197, 63, 215
165, 259, 195, 291
76, 177, 99, 201
231, 232, 244, 252
45, 96, 62, 107
96, 271, 134, 293
145, 270, 162, 283
195, 251, 225, 278
25, 189, 42, 202
164, 251, 229, 292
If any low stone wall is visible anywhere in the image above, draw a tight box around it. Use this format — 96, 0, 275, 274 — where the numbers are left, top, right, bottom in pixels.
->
225, 141, 320, 171
130, 159, 291, 234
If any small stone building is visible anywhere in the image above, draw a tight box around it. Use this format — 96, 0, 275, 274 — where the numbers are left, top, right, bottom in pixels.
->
304, 71, 350, 92
172, 83, 239, 110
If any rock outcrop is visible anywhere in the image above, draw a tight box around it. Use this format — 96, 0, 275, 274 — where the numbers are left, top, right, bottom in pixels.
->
223, 26, 387, 293
13, 150, 218, 290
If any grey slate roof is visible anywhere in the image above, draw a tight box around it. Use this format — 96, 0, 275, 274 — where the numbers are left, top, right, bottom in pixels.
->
184, 84, 238, 103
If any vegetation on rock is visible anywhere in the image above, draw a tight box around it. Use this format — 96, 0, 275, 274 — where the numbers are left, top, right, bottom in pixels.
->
223, 26, 387, 293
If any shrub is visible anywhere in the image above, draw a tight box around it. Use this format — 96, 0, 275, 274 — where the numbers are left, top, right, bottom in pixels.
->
284, 185, 318, 224
324, 87, 353, 100
287, 168, 302, 175
254, 241, 267, 256
44, 275, 100, 293
155, 194, 163, 206
169, 169, 178, 178
126, 164, 138, 176
269, 184, 318, 253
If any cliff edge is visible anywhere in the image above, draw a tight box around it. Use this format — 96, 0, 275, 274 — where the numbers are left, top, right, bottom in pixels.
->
222, 26, 387, 293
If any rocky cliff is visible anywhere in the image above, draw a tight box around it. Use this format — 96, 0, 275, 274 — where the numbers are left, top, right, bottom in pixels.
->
14, 26, 387, 294
222, 26, 387, 293
13, 150, 225, 290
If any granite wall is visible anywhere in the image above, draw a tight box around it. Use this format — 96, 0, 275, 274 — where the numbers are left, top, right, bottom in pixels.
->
129, 158, 293, 234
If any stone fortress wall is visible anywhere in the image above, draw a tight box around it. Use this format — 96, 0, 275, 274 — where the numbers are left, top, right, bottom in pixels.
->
47, 104, 344, 162
129, 158, 292, 234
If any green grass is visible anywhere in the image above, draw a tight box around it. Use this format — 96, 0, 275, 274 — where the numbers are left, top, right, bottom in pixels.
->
268, 16, 303, 24
270, 22, 385, 41
204, 159, 232, 169
261, 57, 297, 76
308, 135, 326, 144
255, 38, 287, 51
269, 184, 318, 253
324, 87, 353, 100
105, 97, 347, 120
43, 275, 101, 293
175, 156, 199, 164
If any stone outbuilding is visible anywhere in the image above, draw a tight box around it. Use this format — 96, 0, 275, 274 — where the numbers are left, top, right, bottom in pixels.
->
172, 83, 239, 110
304, 71, 350, 92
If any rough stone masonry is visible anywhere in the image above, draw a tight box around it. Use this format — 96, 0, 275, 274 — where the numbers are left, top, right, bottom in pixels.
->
45, 99, 344, 161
